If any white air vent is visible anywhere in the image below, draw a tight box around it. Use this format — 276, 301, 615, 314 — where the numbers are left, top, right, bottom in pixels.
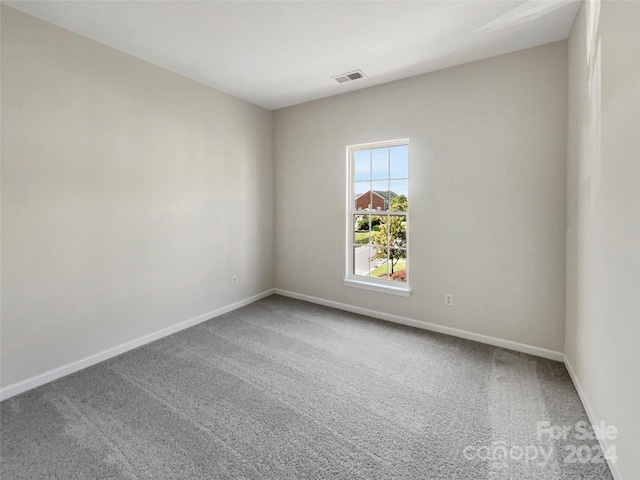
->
332, 70, 366, 84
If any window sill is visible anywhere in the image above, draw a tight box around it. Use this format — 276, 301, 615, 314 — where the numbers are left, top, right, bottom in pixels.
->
343, 278, 412, 297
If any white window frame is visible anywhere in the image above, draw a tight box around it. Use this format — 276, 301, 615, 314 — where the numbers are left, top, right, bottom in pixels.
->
344, 138, 411, 297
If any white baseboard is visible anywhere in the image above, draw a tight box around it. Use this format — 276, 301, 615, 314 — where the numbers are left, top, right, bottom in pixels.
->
273, 288, 564, 362
563, 356, 622, 480
0, 289, 275, 401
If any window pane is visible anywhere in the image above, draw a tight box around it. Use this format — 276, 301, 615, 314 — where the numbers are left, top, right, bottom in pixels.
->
390, 145, 408, 179
389, 179, 408, 197
371, 180, 389, 211
369, 255, 389, 279
354, 214, 371, 246
388, 249, 407, 282
353, 245, 375, 277
370, 215, 383, 230
388, 215, 407, 247
354, 149, 370, 181
354, 181, 370, 210
371, 147, 389, 180
389, 180, 408, 210
371, 215, 390, 250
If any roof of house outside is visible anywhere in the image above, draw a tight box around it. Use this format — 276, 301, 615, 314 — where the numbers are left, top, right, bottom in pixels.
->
356, 190, 398, 201
371, 190, 397, 201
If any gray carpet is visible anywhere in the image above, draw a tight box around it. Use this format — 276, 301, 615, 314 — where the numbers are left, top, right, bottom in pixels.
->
1, 295, 613, 479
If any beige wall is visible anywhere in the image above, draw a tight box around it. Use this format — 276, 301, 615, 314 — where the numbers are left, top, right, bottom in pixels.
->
0, 6, 274, 388
566, 1, 640, 479
274, 41, 568, 353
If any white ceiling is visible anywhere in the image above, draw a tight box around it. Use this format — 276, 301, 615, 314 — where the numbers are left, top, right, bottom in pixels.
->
4, 1, 580, 110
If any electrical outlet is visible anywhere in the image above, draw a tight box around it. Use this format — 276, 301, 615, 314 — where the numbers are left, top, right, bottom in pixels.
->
445, 294, 453, 306
231, 276, 238, 286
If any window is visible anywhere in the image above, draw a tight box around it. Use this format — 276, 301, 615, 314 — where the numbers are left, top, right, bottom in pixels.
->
345, 139, 410, 296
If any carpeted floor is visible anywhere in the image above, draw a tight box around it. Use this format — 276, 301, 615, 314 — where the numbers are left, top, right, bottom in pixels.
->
1, 295, 613, 479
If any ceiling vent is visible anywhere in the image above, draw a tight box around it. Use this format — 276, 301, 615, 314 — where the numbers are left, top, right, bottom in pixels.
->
332, 70, 366, 84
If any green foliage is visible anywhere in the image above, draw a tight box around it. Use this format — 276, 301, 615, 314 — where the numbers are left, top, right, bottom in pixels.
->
354, 232, 370, 245
390, 194, 408, 212
356, 216, 382, 231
